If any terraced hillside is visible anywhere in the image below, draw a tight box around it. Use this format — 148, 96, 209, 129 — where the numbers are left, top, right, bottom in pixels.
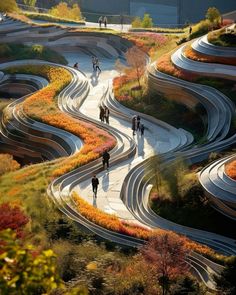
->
0, 15, 236, 293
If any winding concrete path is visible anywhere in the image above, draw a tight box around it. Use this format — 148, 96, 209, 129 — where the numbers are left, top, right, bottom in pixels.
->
1, 19, 236, 289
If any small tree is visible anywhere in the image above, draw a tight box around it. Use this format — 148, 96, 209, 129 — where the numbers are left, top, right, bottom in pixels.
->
206, 7, 221, 25
125, 46, 146, 90
141, 231, 190, 295
132, 16, 142, 28
0, 202, 29, 238
162, 157, 187, 206
141, 13, 153, 28
23, 0, 36, 7
0, 229, 62, 294
50, 2, 82, 21
114, 58, 127, 77
146, 155, 163, 198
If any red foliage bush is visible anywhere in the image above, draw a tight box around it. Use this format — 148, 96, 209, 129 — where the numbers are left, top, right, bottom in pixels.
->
0, 202, 29, 238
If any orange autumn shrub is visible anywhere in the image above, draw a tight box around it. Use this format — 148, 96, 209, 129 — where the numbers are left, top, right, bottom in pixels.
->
72, 192, 150, 240
72, 192, 227, 263
6, 65, 116, 177
0, 154, 20, 176
225, 160, 236, 181
156, 52, 198, 82
185, 45, 236, 66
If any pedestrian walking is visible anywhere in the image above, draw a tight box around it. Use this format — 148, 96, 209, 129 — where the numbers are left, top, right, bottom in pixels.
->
95, 58, 101, 73
132, 116, 137, 135
137, 115, 141, 131
102, 150, 110, 170
104, 106, 110, 124
140, 124, 145, 136
98, 16, 103, 28
189, 26, 192, 35
73, 62, 79, 70
99, 105, 105, 122
103, 16, 107, 28
92, 56, 96, 71
92, 174, 99, 197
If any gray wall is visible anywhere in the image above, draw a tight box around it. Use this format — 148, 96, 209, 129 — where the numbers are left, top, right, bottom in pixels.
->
19, 0, 236, 25
180, 0, 236, 24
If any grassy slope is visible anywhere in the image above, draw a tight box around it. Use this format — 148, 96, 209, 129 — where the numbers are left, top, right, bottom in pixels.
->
0, 43, 67, 65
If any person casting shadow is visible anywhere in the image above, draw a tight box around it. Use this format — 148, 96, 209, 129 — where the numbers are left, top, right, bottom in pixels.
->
92, 174, 99, 198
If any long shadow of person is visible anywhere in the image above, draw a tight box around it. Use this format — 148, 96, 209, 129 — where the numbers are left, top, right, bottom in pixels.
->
93, 194, 97, 208
90, 70, 100, 87
102, 172, 110, 192
137, 133, 145, 159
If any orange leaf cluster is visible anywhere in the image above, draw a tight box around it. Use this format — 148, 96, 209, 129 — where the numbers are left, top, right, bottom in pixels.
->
156, 52, 198, 82
0, 154, 20, 176
185, 45, 236, 66
72, 193, 226, 262
7, 65, 116, 177
72, 192, 150, 240
225, 160, 236, 181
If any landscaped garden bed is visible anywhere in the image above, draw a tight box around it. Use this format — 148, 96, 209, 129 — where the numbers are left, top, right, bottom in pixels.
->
5, 65, 116, 176
184, 44, 236, 66
225, 160, 236, 181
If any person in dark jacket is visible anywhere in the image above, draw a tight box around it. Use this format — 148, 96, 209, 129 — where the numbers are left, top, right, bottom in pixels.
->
104, 106, 110, 124
102, 150, 110, 170
136, 115, 141, 131
132, 116, 137, 135
99, 106, 105, 122
92, 174, 99, 197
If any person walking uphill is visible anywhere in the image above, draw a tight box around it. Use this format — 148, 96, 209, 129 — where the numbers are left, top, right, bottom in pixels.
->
92, 174, 99, 197
102, 150, 110, 170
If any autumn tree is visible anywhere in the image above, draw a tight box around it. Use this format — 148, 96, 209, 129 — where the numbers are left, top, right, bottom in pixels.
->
50, 2, 82, 21
0, 202, 29, 238
0, 229, 62, 295
0, 154, 20, 176
125, 46, 146, 90
141, 231, 190, 295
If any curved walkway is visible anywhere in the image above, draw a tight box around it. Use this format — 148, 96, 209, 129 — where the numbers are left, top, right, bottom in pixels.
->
1, 21, 235, 290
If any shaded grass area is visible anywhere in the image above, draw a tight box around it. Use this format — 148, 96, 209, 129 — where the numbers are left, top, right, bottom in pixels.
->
208, 27, 236, 47
0, 43, 67, 65
150, 158, 236, 239
151, 195, 236, 239
117, 82, 205, 141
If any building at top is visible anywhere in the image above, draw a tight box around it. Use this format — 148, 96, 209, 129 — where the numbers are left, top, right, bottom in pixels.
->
79, 0, 235, 25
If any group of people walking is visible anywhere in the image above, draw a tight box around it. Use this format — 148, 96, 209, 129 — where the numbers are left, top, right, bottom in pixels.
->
99, 105, 110, 124
132, 115, 144, 136
91, 149, 110, 197
98, 16, 108, 28
92, 56, 101, 73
